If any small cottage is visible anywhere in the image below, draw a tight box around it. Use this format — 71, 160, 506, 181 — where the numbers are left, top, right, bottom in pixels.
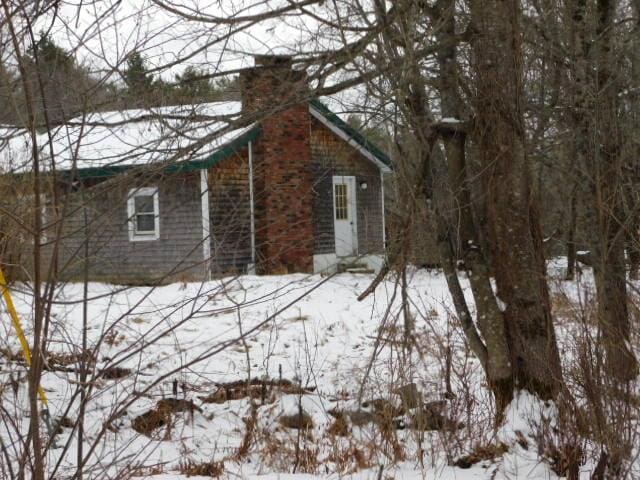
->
2, 56, 391, 284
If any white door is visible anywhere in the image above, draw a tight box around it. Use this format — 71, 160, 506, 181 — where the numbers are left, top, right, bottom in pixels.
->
333, 176, 358, 257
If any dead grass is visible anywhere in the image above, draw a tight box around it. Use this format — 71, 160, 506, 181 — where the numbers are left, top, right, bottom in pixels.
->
326, 414, 349, 436
131, 409, 170, 437
132, 397, 204, 437
452, 442, 509, 469
326, 442, 373, 473
260, 435, 320, 474
199, 378, 314, 404
550, 291, 577, 322
99, 366, 131, 380
235, 403, 257, 460
46, 351, 96, 368
177, 459, 224, 477
127, 464, 165, 477
104, 329, 126, 347
286, 313, 310, 323
278, 411, 314, 430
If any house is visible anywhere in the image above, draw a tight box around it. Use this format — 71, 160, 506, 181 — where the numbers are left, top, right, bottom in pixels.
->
1, 56, 391, 284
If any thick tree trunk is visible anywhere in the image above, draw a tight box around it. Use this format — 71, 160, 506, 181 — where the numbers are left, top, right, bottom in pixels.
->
470, 0, 563, 398
370, 3, 498, 397
396, 69, 495, 396
432, 0, 513, 408
626, 1, 640, 281
589, 0, 638, 382
627, 202, 640, 282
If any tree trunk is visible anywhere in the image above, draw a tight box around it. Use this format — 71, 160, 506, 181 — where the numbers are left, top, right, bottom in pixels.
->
469, 0, 563, 398
627, 206, 640, 281
1, 2, 47, 476
566, 187, 578, 281
396, 70, 494, 392
625, 1, 640, 281
589, 0, 638, 382
432, 0, 513, 408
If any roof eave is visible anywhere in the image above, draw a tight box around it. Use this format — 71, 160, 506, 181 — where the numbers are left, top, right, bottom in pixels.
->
308, 100, 392, 173
59, 125, 261, 180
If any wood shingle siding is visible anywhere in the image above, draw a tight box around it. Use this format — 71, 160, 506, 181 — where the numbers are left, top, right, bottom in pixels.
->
17, 93, 389, 283
51, 172, 205, 284
310, 118, 384, 257
208, 150, 253, 274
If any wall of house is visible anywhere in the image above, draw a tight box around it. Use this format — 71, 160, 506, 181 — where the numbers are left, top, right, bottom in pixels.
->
208, 149, 253, 274
51, 171, 206, 284
37, 116, 385, 284
310, 117, 385, 259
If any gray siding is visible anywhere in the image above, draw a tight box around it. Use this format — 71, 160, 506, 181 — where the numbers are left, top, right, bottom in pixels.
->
208, 149, 253, 274
310, 118, 385, 256
53, 172, 206, 284
38, 118, 385, 284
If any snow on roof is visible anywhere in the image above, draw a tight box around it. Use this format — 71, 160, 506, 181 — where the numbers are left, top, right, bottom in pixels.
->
0, 102, 254, 175
1, 95, 393, 178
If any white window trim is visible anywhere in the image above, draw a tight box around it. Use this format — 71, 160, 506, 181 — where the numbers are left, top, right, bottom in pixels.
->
127, 187, 160, 242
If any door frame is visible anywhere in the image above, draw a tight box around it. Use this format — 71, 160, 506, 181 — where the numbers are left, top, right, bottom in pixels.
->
332, 175, 358, 257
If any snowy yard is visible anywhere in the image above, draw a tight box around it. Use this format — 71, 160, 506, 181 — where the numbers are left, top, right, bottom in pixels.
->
0, 263, 637, 479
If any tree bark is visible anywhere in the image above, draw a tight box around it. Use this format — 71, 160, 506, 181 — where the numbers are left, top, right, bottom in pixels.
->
625, 1, 640, 281
627, 205, 640, 281
368, 2, 495, 383
469, 0, 563, 398
1, 3, 46, 477
432, 0, 513, 408
566, 189, 577, 280
588, 0, 638, 382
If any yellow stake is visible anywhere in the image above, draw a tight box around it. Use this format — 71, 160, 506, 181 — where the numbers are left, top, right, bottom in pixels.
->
0, 268, 49, 407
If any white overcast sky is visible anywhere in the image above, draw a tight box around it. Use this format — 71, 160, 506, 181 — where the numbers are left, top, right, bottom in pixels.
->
31, 0, 346, 79
2, 1, 383, 122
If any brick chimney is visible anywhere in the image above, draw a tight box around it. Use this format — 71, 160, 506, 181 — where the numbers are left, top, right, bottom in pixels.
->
240, 55, 314, 274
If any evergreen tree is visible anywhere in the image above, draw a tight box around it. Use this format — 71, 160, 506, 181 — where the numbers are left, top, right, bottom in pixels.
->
31, 35, 73, 71
15, 34, 120, 125
174, 66, 213, 101
0, 62, 18, 124
123, 51, 155, 98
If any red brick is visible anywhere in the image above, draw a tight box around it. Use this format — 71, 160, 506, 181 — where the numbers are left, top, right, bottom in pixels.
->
240, 57, 314, 274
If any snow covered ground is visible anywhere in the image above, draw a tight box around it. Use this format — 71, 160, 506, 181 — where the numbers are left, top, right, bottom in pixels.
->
0, 263, 636, 479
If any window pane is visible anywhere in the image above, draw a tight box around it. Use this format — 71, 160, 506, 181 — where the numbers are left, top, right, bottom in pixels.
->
135, 195, 154, 213
136, 213, 155, 232
334, 184, 348, 220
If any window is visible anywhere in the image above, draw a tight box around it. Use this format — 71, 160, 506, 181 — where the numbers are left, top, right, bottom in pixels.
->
128, 187, 159, 241
334, 183, 348, 220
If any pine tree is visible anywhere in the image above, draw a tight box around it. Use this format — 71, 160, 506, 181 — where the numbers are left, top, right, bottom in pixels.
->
175, 66, 212, 101
123, 51, 155, 98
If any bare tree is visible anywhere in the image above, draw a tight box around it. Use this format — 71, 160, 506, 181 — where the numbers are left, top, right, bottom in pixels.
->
1, 0, 639, 477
